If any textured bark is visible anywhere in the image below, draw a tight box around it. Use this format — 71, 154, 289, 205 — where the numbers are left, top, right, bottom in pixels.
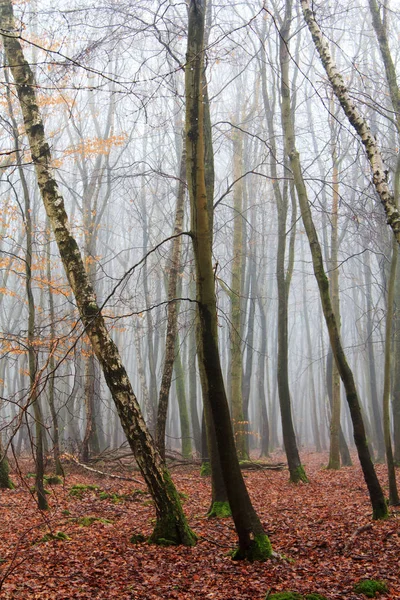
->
186, 0, 271, 559
301, 0, 400, 243
156, 147, 187, 459
230, 128, 247, 459
368, 0, 400, 134
0, 0, 195, 546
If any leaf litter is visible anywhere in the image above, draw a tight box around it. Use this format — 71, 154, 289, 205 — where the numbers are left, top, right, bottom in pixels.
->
0, 452, 398, 599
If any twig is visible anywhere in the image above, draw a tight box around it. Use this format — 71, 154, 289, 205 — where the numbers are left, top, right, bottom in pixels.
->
61, 453, 144, 485
344, 523, 373, 552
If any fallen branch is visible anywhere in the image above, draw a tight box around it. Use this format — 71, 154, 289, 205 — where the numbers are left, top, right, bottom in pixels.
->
238, 460, 286, 471
61, 453, 144, 485
344, 523, 373, 553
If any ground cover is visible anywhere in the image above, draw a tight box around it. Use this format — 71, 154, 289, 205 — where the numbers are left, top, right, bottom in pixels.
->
0, 453, 398, 599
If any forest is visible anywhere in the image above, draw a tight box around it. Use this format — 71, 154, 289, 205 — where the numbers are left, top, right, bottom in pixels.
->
0, 0, 399, 598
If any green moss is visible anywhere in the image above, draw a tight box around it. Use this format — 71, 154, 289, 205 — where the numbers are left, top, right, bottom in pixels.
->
207, 501, 231, 518
147, 469, 197, 547
69, 484, 99, 498
44, 475, 62, 485
77, 516, 112, 527
39, 531, 70, 543
289, 465, 308, 484
231, 533, 273, 562
30, 486, 51, 495
130, 533, 146, 544
142, 499, 154, 506
99, 491, 122, 503
372, 501, 389, 520
62, 509, 71, 516
353, 579, 388, 597
200, 461, 211, 476
305, 595, 328, 600
131, 488, 147, 496
0, 459, 14, 489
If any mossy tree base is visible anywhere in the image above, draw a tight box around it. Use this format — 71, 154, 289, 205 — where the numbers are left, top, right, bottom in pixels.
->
289, 465, 308, 483
231, 534, 272, 562
147, 470, 197, 547
0, 460, 14, 489
372, 502, 389, 520
207, 501, 231, 518
148, 516, 197, 547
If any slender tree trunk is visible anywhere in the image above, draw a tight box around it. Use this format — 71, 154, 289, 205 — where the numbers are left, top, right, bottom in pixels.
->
273, 0, 390, 519
301, 240, 321, 453
278, 0, 307, 482
383, 236, 400, 505
174, 336, 192, 459
363, 254, 385, 461
46, 221, 63, 475
5, 71, 48, 509
185, 0, 271, 559
230, 127, 247, 459
0, 0, 195, 545
281, 37, 387, 520
327, 105, 341, 469
257, 297, 270, 457
156, 147, 187, 459
393, 254, 400, 464
188, 293, 201, 455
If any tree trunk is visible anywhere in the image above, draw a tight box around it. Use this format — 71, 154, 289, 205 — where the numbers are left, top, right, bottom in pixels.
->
327, 103, 341, 469
278, 0, 307, 482
363, 254, 385, 461
185, 0, 271, 559
383, 236, 400, 504
0, 0, 195, 546
301, 0, 400, 243
230, 127, 247, 459
156, 146, 187, 459
280, 0, 390, 520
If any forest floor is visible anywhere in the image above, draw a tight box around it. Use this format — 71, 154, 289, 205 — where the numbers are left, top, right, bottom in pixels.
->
0, 452, 399, 599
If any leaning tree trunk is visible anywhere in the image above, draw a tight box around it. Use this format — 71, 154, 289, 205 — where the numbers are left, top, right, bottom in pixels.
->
0, 0, 195, 546
282, 1, 387, 520
301, 0, 400, 243
185, 0, 271, 560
